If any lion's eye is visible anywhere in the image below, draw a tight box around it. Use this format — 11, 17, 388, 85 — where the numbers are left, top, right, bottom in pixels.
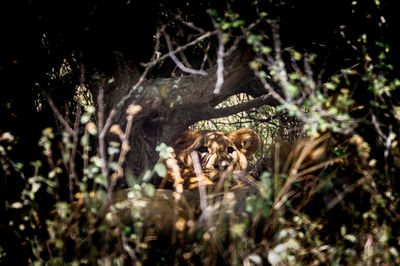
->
227, 147, 235, 154
197, 146, 208, 153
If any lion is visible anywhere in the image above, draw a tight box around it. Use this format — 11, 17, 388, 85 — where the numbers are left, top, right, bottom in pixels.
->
105, 128, 260, 248
165, 128, 260, 189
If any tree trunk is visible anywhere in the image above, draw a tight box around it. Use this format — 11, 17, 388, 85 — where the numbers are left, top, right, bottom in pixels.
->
95, 46, 277, 179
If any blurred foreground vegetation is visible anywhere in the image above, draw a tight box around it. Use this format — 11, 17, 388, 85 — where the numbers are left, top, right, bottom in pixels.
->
2, 47, 400, 264
1, 0, 400, 265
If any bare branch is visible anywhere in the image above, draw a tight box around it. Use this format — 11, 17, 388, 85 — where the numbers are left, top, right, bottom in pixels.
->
141, 30, 218, 68
254, 70, 286, 105
162, 29, 208, 76
100, 64, 151, 142
196, 93, 274, 121
68, 106, 81, 201
97, 83, 109, 182
268, 19, 291, 101
43, 92, 74, 135
160, 3, 205, 33
213, 30, 225, 94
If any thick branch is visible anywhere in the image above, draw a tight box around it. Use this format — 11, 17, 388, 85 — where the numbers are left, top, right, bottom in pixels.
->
134, 45, 256, 116
193, 93, 275, 121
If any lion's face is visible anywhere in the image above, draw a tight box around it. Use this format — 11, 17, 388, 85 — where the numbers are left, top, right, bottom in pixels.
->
172, 128, 260, 182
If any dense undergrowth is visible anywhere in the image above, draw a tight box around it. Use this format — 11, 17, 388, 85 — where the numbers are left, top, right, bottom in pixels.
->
2, 45, 400, 265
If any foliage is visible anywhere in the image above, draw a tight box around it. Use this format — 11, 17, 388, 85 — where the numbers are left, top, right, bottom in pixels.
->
1, 0, 400, 265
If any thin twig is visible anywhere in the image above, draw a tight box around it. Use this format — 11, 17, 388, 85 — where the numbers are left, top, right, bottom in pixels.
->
162, 29, 208, 76
213, 30, 225, 94
322, 171, 374, 215
160, 3, 205, 33
268, 19, 291, 101
43, 92, 74, 135
68, 106, 81, 202
141, 30, 218, 68
97, 82, 109, 183
190, 151, 208, 213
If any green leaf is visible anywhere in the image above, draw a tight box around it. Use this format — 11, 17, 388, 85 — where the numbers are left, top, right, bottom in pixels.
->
95, 174, 107, 187
324, 82, 337, 90
221, 22, 231, 30
231, 223, 246, 237
287, 84, 298, 97
248, 254, 262, 265
109, 162, 119, 171
154, 163, 167, 177
142, 183, 155, 197
108, 146, 120, 155
80, 135, 89, 146
232, 19, 245, 28
262, 46, 272, 54
156, 143, 173, 159
247, 34, 262, 45
85, 105, 95, 114
142, 170, 152, 182
80, 113, 91, 124
206, 9, 218, 17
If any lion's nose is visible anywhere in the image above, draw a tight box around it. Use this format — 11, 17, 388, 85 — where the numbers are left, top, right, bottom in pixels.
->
214, 161, 229, 170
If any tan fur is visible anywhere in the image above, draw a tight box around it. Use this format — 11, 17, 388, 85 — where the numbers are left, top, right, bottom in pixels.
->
229, 128, 260, 158
170, 128, 260, 189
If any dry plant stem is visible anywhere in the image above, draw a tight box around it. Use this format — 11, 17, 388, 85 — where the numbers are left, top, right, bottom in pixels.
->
98, 107, 140, 218
43, 146, 59, 201
69, 106, 81, 202
272, 135, 330, 211
294, 156, 343, 179
97, 61, 149, 184
121, 233, 136, 263
190, 151, 208, 213
322, 171, 374, 215
97, 84, 109, 183
165, 157, 183, 199
215, 157, 238, 193
82, 129, 89, 178
110, 112, 135, 190
43, 92, 82, 201
273, 143, 281, 200
292, 134, 330, 174
43, 92, 74, 136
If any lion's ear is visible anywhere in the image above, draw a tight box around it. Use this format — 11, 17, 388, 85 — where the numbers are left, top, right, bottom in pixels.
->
172, 130, 202, 167
229, 128, 260, 158
172, 130, 201, 151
